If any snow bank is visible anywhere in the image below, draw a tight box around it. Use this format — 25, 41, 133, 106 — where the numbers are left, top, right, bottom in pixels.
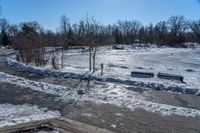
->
1, 72, 200, 117
7, 56, 200, 95
0, 71, 70, 96
0, 104, 60, 128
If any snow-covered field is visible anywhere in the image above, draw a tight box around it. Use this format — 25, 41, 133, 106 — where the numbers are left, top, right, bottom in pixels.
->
7, 45, 200, 95
57, 45, 200, 88
0, 104, 60, 128
1, 72, 200, 118
3, 45, 200, 125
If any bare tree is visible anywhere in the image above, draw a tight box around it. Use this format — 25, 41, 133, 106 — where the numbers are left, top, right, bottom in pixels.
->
11, 21, 47, 66
0, 18, 10, 46
60, 15, 70, 36
190, 20, 200, 42
59, 15, 71, 68
6, 14, 200, 66
79, 16, 102, 72
118, 20, 141, 44
153, 21, 168, 45
0, 18, 9, 32
168, 16, 188, 44
8, 24, 18, 37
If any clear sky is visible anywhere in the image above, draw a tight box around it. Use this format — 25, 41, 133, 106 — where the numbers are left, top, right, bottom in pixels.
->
1, 0, 200, 30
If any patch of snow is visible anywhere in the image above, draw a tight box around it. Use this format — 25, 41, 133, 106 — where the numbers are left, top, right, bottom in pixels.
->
120, 123, 124, 126
0, 104, 60, 128
1, 72, 200, 117
110, 124, 117, 128
81, 113, 96, 118
101, 119, 106, 123
114, 113, 124, 117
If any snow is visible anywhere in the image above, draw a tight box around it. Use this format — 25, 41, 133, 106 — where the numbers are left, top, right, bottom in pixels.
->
114, 113, 124, 117
63, 46, 200, 85
110, 124, 117, 128
60, 46, 200, 88
0, 71, 70, 96
1, 72, 200, 117
4, 45, 200, 118
7, 49, 200, 95
0, 104, 60, 128
81, 113, 96, 118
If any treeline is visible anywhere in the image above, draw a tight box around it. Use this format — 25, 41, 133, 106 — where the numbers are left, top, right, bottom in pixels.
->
0, 15, 200, 68
0, 15, 200, 49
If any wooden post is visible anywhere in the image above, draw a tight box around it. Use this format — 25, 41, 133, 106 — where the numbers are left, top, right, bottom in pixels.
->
100, 63, 104, 76
61, 48, 64, 68
89, 46, 92, 71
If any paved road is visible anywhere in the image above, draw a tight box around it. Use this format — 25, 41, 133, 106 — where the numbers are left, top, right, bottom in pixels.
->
0, 49, 200, 133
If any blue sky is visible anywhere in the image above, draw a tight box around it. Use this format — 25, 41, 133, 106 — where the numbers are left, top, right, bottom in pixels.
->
1, 0, 200, 30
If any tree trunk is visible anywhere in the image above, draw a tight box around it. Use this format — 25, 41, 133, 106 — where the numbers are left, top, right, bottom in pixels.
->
93, 47, 97, 72
61, 48, 64, 68
93, 54, 95, 72
89, 46, 92, 71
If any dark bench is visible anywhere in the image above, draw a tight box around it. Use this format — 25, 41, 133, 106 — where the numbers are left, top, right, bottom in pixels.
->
131, 71, 154, 78
157, 72, 184, 82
